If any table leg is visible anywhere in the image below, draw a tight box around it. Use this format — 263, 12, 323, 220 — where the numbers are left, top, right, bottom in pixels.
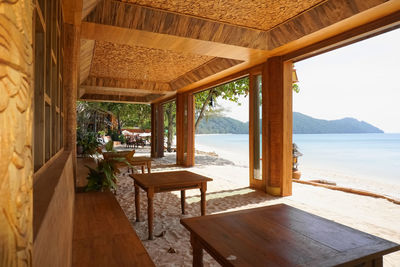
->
141, 165, 145, 174
147, 188, 154, 240
134, 183, 140, 222
147, 162, 151, 173
191, 234, 203, 267
181, 190, 186, 214
200, 182, 207, 216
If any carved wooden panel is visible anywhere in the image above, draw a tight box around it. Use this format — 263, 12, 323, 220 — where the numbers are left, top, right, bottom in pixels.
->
0, 0, 33, 266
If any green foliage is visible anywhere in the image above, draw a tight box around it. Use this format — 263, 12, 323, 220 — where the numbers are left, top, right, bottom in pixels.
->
77, 131, 100, 156
107, 129, 126, 143
293, 83, 300, 93
85, 157, 130, 192
105, 140, 114, 152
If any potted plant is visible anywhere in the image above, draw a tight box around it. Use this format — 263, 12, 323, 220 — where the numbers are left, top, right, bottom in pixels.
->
292, 143, 303, 179
85, 157, 130, 192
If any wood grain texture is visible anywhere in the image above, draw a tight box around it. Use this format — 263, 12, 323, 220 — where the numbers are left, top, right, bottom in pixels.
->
268, 0, 388, 49
63, 23, 80, 177
90, 41, 214, 82
264, 58, 292, 196
85, 0, 271, 50
79, 39, 95, 84
0, 0, 33, 266
33, 152, 74, 267
80, 93, 162, 103
120, 0, 324, 31
181, 204, 400, 266
176, 93, 195, 166
82, 76, 173, 93
73, 191, 154, 267
170, 58, 244, 90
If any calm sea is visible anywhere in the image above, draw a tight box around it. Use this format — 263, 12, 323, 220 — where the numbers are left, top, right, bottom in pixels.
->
195, 133, 400, 185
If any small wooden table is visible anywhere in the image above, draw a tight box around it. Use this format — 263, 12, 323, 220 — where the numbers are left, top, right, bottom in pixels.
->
128, 156, 152, 174
130, 171, 213, 240
181, 204, 400, 267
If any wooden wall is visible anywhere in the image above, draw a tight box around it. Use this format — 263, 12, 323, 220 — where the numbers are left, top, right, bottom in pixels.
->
0, 0, 33, 266
33, 152, 75, 267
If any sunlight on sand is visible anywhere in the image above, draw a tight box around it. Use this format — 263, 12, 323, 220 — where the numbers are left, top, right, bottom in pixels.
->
114, 147, 400, 266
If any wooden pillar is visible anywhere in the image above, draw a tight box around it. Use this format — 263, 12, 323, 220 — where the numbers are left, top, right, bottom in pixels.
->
63, 23, 80, 180
0, 0, 33, 265
176, 93, 195, 166
263, 57, 293, 196
151, 103, 164, 158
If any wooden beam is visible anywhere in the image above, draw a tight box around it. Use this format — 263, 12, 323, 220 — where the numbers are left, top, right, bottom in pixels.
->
176, 93, 195, 167
79, 39, 95, 84
264, 57, 293, 197
151, 103, 164, 158
170, 58, 244, 90
80, 93, 160, 103
80, 22, 267, 61
283, 10, 400, 62
84, 0, 270, 50
62, 0, 83, 25
81, 76, 173, 93
64, 23, 81, 179
82, 0, 101, 20
268, 0, 388, 50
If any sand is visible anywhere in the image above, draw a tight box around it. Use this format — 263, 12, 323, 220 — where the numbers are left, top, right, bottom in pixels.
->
112, 148, 400, 266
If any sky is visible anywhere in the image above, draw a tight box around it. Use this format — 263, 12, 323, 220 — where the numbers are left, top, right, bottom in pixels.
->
220, 28, 400, 133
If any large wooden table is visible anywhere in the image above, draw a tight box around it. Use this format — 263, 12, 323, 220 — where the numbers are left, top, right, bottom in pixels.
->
181, 204, 400, 267
130, 171, 213, 240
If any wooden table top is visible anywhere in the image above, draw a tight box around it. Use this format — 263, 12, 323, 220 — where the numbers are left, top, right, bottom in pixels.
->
181, 204, 400, 266
73, 192, 154, 267
129, 156, 152, 162
130, 170, 212, 188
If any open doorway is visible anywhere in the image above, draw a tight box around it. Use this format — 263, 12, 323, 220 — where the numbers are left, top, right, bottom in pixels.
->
193, 77, 251, 181
292, 29, 400, 200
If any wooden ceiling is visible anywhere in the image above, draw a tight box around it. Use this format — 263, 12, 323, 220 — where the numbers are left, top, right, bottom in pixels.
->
70, 0, 400, 103
119, 0, 325, 31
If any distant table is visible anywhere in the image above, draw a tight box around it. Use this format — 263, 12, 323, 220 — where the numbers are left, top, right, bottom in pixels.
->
128, 156, 152, 174
181, 204, 400, 267
130, 171, 213, 240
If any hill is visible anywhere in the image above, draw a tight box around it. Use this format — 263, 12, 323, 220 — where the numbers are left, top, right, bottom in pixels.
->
196, 116, 248, 134
195, 113, 383, 134
292, 112, 383, 134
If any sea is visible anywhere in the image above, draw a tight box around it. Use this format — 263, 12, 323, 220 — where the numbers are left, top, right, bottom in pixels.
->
195, 133, 400, 186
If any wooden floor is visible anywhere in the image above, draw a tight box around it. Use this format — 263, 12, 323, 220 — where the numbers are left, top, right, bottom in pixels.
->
72, 191, 154, 267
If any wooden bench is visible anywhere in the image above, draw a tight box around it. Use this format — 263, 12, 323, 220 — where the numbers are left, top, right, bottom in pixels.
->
72, 191, 154, 267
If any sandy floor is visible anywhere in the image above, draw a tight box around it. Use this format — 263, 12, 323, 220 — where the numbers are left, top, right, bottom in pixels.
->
112, 147, 400, 266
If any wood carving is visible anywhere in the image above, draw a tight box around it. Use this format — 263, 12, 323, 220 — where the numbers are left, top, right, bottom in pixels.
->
0, 0, 33, 266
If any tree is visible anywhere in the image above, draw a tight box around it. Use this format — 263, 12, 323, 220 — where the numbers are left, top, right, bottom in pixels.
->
164, 101, 176, 152
195, 77, 249, 131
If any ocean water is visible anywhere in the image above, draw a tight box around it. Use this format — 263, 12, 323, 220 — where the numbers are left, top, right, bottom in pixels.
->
195, 133, 400, 185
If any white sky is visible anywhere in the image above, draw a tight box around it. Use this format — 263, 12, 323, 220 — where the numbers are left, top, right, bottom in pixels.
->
221, 28, 400, 133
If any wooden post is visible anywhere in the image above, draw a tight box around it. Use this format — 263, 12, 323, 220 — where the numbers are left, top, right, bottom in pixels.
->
151, 103, 164, 158
176, 93, 195, 166
264, 57, 293, 196
0, 0, 33, 265
63, 23, 80, 180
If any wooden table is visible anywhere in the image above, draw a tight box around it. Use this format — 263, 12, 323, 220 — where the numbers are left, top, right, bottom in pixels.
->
128, 156, 152, 174
130, 171, 213, 240
181, 204, 400, 267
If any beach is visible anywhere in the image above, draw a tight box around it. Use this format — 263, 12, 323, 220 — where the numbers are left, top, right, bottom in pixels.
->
114, 147, 400, 266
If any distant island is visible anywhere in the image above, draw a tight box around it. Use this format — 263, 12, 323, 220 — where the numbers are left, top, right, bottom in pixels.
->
196, 112, 384, 134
